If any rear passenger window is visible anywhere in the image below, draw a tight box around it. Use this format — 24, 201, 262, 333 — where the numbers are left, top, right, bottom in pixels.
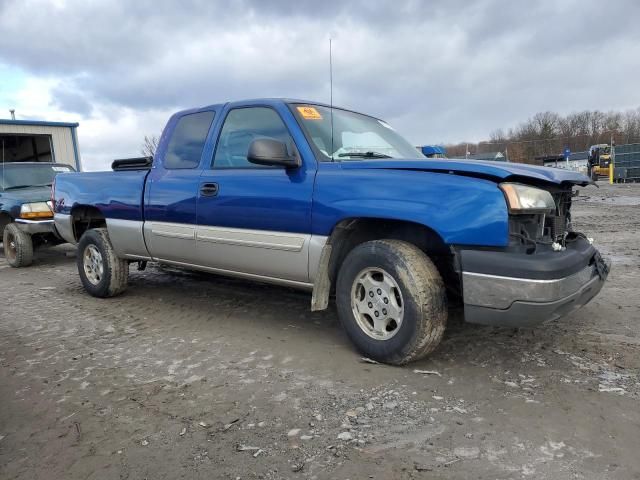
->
164, 111, 215, 169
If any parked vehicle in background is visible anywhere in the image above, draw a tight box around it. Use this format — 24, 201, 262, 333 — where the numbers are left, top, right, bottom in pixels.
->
1, 162, 74, 267
588, 144, 611, 180
53, 99, 609, 364
420, 145, 447, 158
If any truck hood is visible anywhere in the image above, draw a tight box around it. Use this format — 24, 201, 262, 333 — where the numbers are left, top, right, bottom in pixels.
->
0, 185, 52, 203
339, 158, 591, 186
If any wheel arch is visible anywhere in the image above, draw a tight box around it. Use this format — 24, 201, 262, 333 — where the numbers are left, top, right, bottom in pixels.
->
69, 205, 107, 242
311, 217, 459, 311
0, 211, 13, 237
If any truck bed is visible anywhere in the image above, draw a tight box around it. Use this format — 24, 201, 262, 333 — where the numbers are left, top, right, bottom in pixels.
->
53, 170, 148, 221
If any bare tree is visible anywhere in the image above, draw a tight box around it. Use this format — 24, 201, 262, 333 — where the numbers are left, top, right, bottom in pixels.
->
142, 134, 160, 158
443, 105, 640, 164
623, 109, 640, 143
489, 129, 507, 143
604, 111, 622, 133
488, 129, 508, 154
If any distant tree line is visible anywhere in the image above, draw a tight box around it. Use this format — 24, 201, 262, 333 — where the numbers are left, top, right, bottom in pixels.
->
445, 107, 640, 164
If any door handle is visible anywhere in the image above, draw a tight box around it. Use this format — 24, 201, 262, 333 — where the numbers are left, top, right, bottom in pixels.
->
200, 182, 219, 197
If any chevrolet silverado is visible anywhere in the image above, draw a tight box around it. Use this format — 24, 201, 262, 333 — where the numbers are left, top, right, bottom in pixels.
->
52, 99, 609, 364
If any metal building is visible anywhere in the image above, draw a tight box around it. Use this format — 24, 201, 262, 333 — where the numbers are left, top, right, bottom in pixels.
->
613, 143, 640, 181
0, 118, 81, 170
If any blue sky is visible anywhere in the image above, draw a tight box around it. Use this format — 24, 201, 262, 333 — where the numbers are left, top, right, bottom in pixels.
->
1, 0, 639, 171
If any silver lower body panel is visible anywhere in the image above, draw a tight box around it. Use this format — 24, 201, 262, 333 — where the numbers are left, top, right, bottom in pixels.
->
53, 213, 74, 243
156, 258, 314, 291
54, 215, 326, 290
107, 218, 151, 260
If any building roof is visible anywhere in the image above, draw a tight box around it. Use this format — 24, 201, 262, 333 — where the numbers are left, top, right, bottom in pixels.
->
0, 119, 79, 128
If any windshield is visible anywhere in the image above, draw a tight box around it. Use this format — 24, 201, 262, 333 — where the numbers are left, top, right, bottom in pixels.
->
592, 145, 611, 156
0, 164, 73, 190
291, 104, 423, 161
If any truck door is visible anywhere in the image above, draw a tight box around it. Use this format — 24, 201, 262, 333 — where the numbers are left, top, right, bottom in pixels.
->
195, 105, 315, 283
144, 110, 215, 264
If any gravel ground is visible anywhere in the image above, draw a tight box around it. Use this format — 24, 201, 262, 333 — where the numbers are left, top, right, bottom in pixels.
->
1, 182, 639, 480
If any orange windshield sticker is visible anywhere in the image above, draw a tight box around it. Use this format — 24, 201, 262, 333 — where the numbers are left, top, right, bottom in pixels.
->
297, 106, 323, 120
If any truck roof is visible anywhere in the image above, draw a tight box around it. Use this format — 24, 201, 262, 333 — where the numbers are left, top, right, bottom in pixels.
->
171, 98, 378, 120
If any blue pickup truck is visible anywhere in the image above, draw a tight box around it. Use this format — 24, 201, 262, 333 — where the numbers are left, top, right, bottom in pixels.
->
1, 162, 74, 267
53, 99, 609, 364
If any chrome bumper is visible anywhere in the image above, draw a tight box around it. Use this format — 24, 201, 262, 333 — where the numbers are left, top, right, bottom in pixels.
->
15, 218, 57, 235
463, 260, 610, 327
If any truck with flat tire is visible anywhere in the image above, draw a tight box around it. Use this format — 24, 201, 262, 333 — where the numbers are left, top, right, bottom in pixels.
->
52, 99, 610, 364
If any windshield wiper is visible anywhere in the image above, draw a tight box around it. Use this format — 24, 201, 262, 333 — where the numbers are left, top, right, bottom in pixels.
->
337, 151, 392, 159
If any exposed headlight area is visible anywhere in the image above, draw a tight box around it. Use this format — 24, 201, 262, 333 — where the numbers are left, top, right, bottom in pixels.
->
499, 183, 555, 214
19, 201, 54, 219
500, 183, 575, 252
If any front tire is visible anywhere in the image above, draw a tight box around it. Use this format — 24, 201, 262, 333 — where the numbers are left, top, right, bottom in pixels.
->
3, 223, 34, 268
336, 240, 447, 365
77, 228, 129, 297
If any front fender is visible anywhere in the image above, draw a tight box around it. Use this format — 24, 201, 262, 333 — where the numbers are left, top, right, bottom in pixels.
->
1, 199, 26, 220
313, 166, 509, 247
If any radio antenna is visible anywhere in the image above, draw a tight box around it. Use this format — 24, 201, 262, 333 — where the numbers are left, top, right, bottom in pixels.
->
2, 139, 5, 191
329, 37, 335, 162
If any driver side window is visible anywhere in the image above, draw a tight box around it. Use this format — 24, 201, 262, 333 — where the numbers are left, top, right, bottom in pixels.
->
212, 107, 293, 169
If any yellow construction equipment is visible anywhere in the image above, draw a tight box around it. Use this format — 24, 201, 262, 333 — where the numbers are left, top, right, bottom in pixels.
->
587, 144, 611, 181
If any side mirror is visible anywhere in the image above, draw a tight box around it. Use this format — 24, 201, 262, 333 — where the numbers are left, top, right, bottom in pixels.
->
247, 138, 301, 168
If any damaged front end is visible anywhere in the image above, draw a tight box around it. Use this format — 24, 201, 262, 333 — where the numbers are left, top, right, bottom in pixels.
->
506, 184, 580, 253
458, 180, 610, 327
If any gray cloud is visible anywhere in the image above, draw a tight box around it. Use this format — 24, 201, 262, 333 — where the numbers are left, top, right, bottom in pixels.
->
1, 0, 639, 169
50, 83, 94, 116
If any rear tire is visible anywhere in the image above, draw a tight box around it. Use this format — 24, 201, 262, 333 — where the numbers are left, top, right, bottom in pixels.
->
3, 223, 34, 268
336, 239, 447, 365
77, 228, 129, 297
